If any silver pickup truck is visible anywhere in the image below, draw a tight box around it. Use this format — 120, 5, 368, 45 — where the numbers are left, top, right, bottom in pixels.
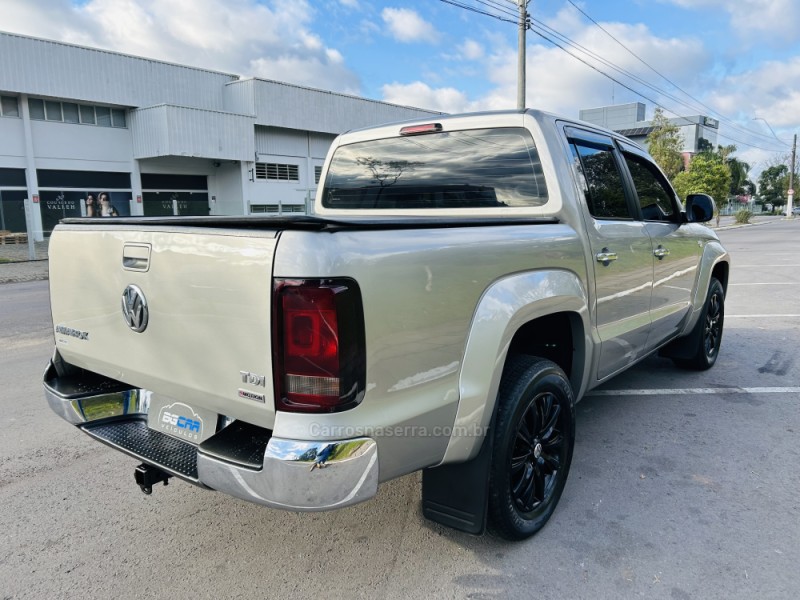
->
44, 109, 729, 540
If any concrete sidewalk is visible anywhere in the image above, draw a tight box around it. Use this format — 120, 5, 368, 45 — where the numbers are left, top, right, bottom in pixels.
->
0, 260, 49, 284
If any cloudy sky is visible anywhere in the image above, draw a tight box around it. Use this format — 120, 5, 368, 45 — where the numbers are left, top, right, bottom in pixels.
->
3, 0, 800, 173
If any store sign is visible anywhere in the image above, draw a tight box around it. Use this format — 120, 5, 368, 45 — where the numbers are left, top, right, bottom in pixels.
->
45, 192, 77, 211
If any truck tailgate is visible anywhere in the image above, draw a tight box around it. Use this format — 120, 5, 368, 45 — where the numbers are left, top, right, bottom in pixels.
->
49, 225, 279, 430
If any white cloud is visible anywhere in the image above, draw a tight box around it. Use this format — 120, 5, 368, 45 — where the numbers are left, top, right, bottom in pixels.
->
381, 8, 715, 127
381, 82, 472, 114
703, 57, 800, 169
381, 7, 439, 44
0, 0, 361, 94
478, 14, 709, 116
660, 0, 800, 44
458, 39, 484, 61
251, 55, 360, 95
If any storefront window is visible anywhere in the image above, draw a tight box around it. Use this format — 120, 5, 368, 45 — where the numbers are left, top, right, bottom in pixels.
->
0, 190, 27, 232
142, 191, 210, 216
39, 190, 132, 234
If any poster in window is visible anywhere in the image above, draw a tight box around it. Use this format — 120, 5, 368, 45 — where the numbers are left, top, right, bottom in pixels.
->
40, 191, 131, 235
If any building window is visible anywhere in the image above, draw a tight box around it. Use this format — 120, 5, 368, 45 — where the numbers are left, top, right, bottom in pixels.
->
255, 162, 299, 181
29, 98, 45, 120
45, 100, 62, 121
111, 109, 126, 128
250, 204, 306, 214
80, 104, 95, 124
95, 106, 112, 127
0, 95, 20, 117
314, 166, 322, 184
27, 97, 127, 128
250, 204, 279, 213
62, 103, 79, 124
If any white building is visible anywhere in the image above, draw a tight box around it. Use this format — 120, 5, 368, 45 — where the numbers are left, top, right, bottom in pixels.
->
579, 102, 719, 158
0, 31, 440, 241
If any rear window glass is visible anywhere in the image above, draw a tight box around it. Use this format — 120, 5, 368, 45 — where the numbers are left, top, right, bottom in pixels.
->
322, 127, 548, 210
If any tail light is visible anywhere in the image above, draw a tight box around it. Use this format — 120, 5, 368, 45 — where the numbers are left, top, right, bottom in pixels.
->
273, 278, 365, 413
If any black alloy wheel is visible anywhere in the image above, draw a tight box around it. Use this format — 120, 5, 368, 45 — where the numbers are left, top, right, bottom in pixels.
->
674, 277, 725, 370
489, 356, 575, 540
510, 390, 565, 513
703, 283, 724, 361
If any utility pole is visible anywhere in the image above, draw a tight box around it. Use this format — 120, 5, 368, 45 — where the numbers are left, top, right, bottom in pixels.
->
787, 133, 797, 218
517, 0, 528, 110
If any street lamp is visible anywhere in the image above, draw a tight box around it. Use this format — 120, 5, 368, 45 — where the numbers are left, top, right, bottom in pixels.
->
753, 117, 796, 218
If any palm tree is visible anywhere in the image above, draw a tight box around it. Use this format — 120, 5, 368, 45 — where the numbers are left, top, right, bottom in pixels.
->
705, 144, 750, 197
726, 156, 751, 196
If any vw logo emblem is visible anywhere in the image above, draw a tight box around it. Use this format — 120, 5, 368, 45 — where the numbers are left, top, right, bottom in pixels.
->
121, 285, 149, 333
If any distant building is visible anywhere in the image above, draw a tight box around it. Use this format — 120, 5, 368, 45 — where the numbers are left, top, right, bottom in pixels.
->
0, 31, 440, 241
579, 102, 719, 159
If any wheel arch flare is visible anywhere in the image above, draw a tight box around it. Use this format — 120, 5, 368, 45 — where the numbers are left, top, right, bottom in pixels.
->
441, 269, 590, 465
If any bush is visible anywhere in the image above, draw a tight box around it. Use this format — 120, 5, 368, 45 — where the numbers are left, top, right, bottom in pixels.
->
735, 209, 753, 224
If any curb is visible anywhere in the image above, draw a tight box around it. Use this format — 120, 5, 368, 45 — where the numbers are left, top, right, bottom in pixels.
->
0, 260, 49, 285
713, 217, 785, 231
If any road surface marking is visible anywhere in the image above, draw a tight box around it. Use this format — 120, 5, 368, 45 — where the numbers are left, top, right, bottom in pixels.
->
726, 314, 800, 318
586, 387, 800, 397
729, 282, 800, 286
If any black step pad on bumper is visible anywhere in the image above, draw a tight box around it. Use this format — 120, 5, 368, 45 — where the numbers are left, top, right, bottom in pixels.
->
83, 419, 199, 481
81, 418, 273, 484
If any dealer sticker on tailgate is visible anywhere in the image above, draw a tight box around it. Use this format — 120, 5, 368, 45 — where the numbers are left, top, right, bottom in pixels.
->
147, 395, 217, 445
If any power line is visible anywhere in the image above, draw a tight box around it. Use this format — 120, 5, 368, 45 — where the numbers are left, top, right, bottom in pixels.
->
564, 1, 710, 113
528, 18, 785, 151
437, 0, 516, 24
438, 0, 787, 153
529, 20, 699, 116
476, 0, 519, 19
563, 0, 790, 149
526, 26, 786, 153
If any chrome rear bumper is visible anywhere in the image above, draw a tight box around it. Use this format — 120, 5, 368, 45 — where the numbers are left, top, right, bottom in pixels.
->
43, 360, 378, 511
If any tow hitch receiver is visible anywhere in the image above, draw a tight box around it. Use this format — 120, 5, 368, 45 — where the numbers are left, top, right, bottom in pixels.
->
135, 463, 172, 495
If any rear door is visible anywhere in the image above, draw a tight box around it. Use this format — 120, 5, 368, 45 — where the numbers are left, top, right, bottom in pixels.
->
566, 128, 654, 379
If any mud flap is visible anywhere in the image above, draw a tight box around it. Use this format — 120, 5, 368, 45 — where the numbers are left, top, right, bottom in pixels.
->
659, 317, 703, 360
421, 428, 493, 535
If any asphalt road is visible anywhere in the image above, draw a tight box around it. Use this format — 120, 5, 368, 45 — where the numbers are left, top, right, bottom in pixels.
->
1, 219, 798, 600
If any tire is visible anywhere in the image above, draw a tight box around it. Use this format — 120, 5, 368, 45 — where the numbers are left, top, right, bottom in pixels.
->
488, 356, 575, 541
673, 277, 725, 371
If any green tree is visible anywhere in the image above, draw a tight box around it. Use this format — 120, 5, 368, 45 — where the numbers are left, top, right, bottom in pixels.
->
700, 140, 755, 200
724, 153, 751, 196
714, 144, 736, 161
672, 153, 731, 211
757, 164, 789, 206
646, 107, 684, 179
698, 143, 751, 198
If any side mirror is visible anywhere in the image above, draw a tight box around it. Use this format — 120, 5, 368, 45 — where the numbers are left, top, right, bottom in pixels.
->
684, 193, 715, 223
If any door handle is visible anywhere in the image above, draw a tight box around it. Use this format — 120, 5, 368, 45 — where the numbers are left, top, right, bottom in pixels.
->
122, 243, 151, 272
595, 249, 618, 264
653, 245, 670, 259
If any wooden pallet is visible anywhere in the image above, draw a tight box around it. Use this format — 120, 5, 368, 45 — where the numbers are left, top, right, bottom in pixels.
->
0, 232, 28, 245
